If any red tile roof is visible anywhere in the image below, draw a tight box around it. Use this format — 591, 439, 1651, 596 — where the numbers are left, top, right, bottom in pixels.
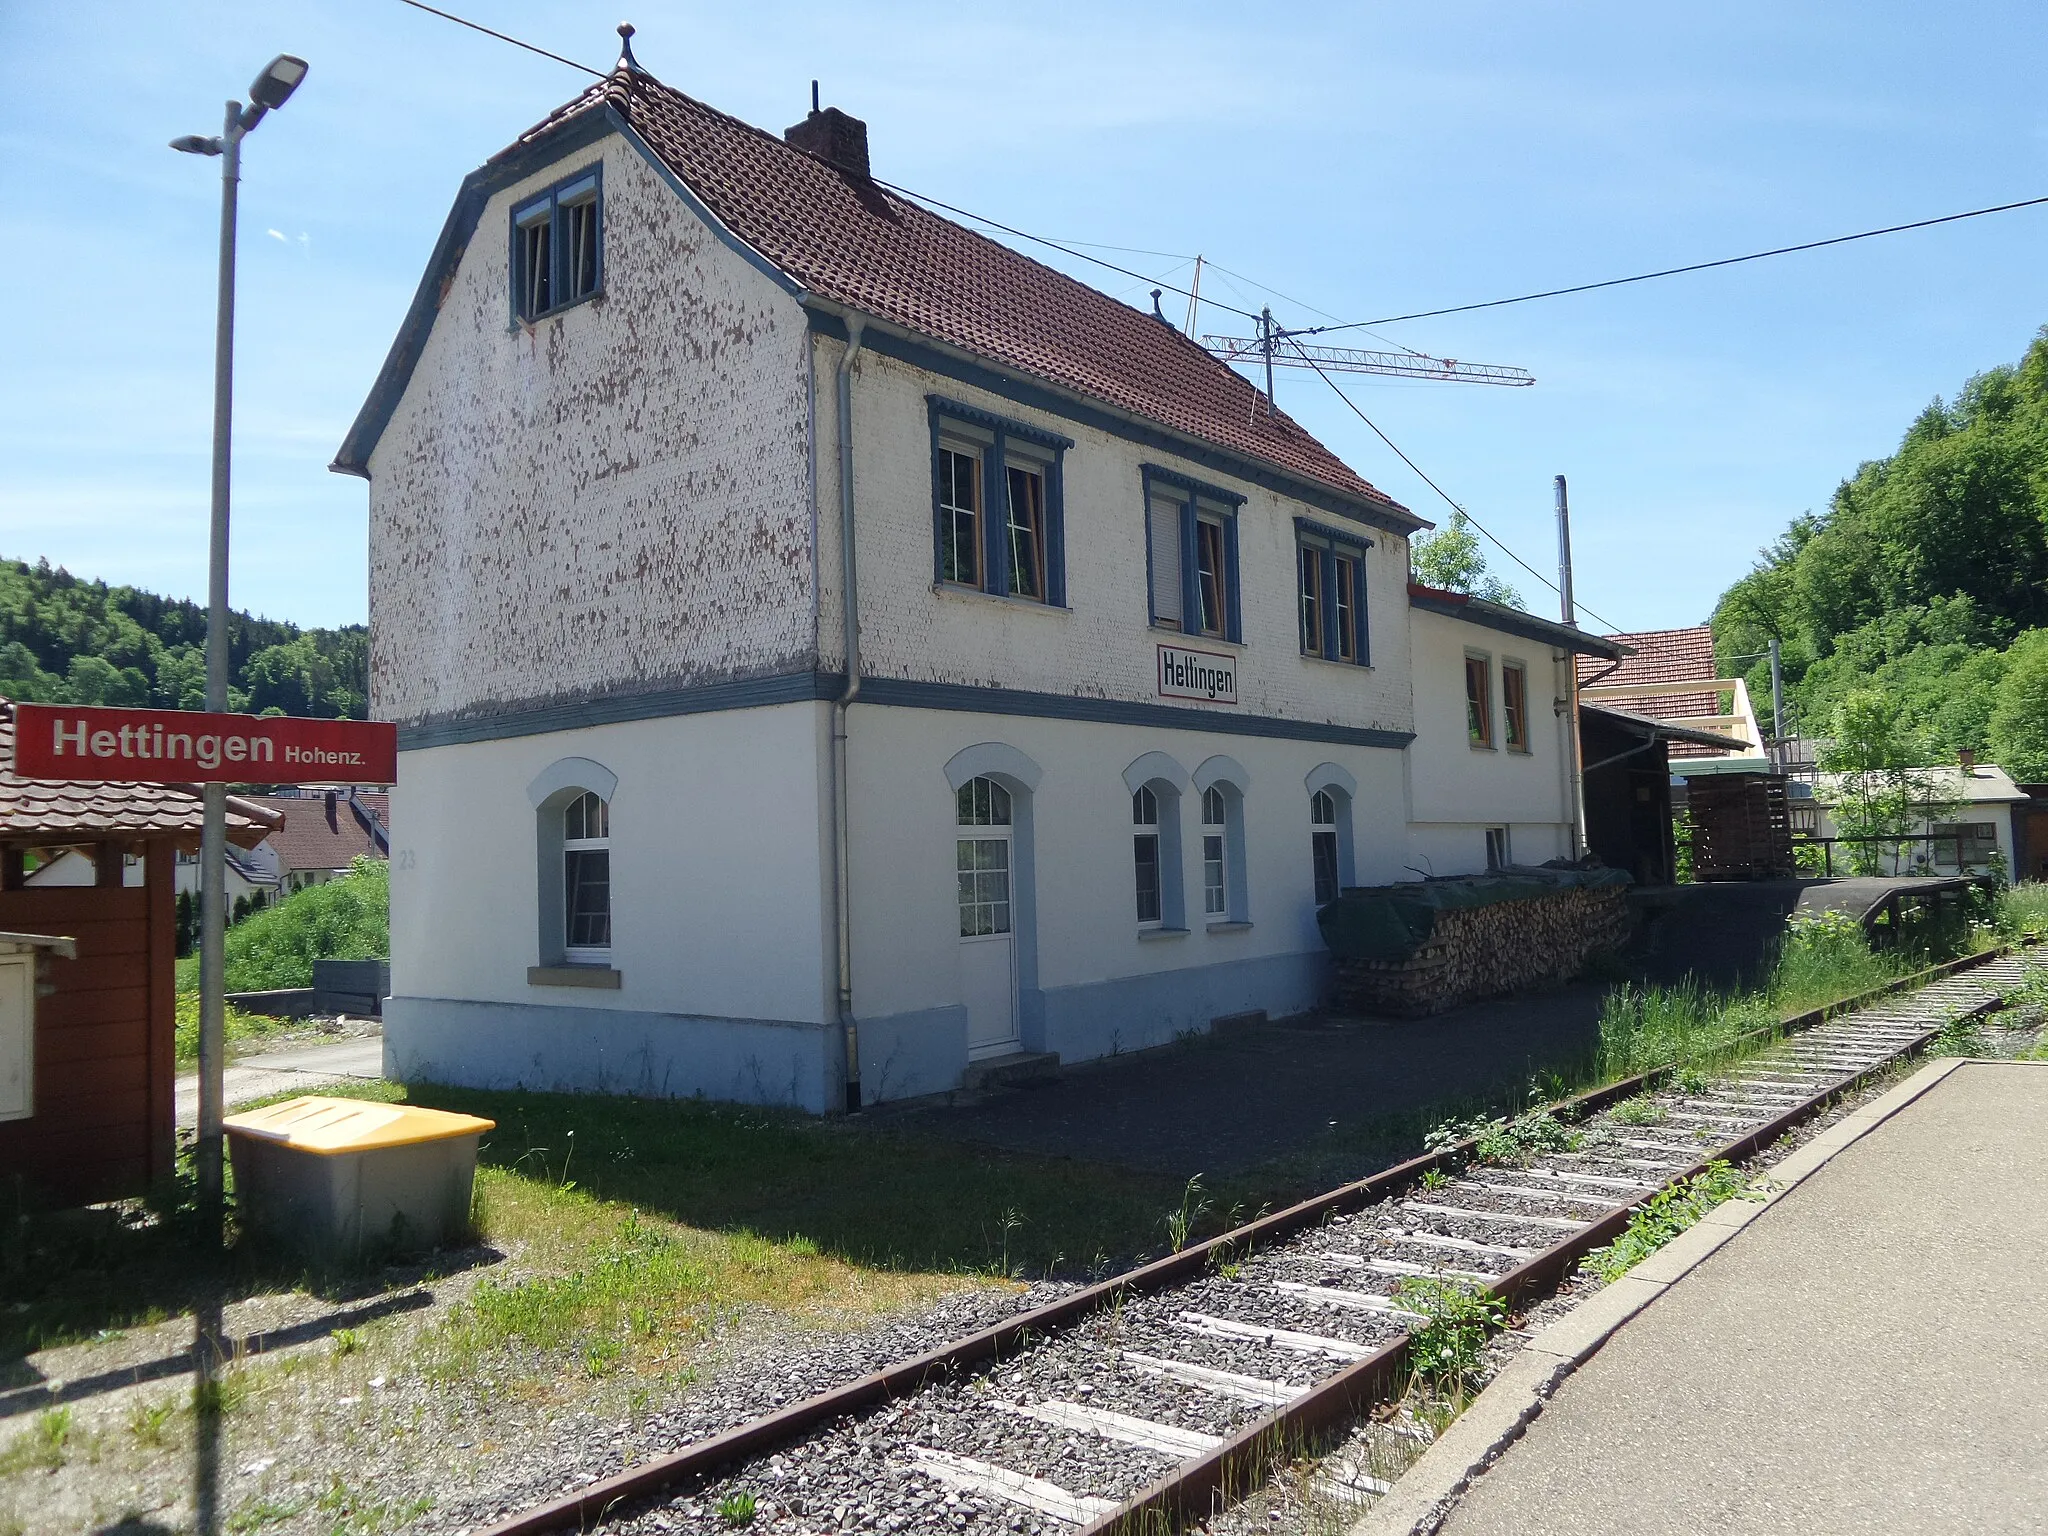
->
1578, 625, 1718, 689
511, 70, 1408, 520
0, 701, 280, 848
241, 793, 389, 875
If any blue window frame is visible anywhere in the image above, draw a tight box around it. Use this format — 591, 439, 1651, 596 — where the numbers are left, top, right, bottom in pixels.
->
511, 165, 604, 324
927, 397, 1072, 606
1296, 518, 1373, 665
1143, 466, 1244, 644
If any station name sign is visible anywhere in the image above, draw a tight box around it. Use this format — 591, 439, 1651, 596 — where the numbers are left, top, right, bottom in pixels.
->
11, 703, 397, 785
1156, 643, 1238, 705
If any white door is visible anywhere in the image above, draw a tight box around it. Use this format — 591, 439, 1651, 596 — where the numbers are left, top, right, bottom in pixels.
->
956, 777, 1019, 1059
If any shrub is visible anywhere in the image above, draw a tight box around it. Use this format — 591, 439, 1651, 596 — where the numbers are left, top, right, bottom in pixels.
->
1996, 882, 2048, 941
175, 856, 388, 994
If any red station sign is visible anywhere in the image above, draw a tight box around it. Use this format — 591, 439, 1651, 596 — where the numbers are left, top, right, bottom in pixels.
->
10, 703, 397, 786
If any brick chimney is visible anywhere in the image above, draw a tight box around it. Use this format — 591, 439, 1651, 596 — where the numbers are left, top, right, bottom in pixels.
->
784, 104, 870, 180
1958, 747, 1977, 771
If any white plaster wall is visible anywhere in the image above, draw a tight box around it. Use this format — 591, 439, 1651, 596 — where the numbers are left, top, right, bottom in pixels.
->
845, 705, 1408, 1021
368, 134, 816, 726
387, 703, 833, 1022
1405, 608, 1574, 868
814, 338, 1413, 737
1809, 801, 2017, 874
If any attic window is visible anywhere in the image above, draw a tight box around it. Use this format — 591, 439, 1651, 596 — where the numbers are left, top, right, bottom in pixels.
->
512, 168, 603, 323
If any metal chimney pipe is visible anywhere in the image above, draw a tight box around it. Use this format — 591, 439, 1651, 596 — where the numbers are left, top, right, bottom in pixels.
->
1555, 474, 1576, 627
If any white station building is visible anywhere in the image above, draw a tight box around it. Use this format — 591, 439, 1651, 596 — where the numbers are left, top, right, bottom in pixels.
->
335, 47, 1621, 1111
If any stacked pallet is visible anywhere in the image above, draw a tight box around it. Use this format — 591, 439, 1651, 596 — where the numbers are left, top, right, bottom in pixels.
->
1689, 773, 1796, 880
1328, 883, 1633, 1018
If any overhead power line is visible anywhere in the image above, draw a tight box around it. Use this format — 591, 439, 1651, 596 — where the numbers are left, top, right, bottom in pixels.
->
1282, 338, 1624, 635
1298, 194, 2048, 336
394, 0, 605, 76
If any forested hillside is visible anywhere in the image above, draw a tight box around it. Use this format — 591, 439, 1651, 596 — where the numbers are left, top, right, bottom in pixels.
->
1712, 325, 2048, 779
0, 558, 367, 718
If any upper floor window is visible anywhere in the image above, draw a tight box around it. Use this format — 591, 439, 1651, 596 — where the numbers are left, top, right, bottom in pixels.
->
512, 167, 603, 323
1502, 660, 1530, 751
562, 789, 611, 960
1145, 468, 1244, 643
1296, 521, 1371, 664
1465, 653, 1494, 748
929, 397, 1070, 606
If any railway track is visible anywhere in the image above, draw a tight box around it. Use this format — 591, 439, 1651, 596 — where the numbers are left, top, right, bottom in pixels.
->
483, 946, 2043, 1536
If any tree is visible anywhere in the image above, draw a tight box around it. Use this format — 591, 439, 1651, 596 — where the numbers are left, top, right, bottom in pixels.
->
1818, 689, 1961, 875
1989, 629, 2048, 781
1411, 512, 1523, 608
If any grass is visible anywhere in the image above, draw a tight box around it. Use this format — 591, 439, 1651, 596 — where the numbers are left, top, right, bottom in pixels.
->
1595, 909, 1922, 1081
1582, 1160, 1758, 1283
174, 855, 388, 995
1996, 882, 2048, 941
173, 989, 290, 1063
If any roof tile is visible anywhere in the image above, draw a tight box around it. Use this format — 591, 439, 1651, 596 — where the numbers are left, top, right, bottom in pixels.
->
513, 71, 1409, 521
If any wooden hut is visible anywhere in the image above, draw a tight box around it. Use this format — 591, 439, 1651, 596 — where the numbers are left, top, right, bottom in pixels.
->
0, 700, 279, 1207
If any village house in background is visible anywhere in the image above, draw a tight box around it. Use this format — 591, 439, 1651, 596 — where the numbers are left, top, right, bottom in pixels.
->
1808, 758, 2029, 876
0, 699, 280, 1204
25, 786, 389, 900
335, 47, 1618, 1112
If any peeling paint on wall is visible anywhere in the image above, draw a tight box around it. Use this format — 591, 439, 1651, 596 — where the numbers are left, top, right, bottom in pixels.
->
369, 135, 814, 727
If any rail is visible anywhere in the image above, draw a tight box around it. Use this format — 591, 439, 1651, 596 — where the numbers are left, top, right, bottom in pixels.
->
477, 945, 2034, 1536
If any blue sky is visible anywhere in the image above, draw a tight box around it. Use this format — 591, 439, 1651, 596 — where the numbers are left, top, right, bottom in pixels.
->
2, 2, 2043, 633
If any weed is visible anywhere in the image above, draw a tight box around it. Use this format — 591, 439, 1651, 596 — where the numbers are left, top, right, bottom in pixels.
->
1395, 1278, 1504, 1396
331, 1326, 364, 1357
1473, 1110, 1580, 1168
1608, 1095, 1667, 1126
1995, 882, 2048, 941
315, 1474, 432, 1536
127, 1397, 177, 1446
1165, 1175, 1211, 1253
1418, 1167, 1450, 1192
227, 1496, 306, 1532
0, 1407, 73, 1474
1675, 1065, 1711, 1094
1218, 1261, 1243, 1281
717, 1490, 759, 1526
580, 1336, 625, 1377
193, 1372, 248, 1416
1930, 1013, 1989, 1057
1584, 1161, 1757, 1282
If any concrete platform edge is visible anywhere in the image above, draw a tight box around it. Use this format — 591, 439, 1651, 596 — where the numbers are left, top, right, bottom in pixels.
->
1346, 1054, 1990, 1536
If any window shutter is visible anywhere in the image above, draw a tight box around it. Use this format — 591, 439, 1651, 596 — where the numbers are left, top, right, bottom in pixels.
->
1149, 495, 1183, 625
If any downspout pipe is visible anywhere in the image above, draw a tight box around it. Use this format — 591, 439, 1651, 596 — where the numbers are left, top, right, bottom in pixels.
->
833, 317, 865, 1112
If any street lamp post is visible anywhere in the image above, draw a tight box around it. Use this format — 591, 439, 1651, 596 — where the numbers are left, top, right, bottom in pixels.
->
172, 54, 307, 1241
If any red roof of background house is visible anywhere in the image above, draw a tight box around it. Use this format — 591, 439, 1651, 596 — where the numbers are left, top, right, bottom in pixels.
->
0, 701, 280, 848
241, 792, 388, 875
1577, 626, 1728, 758
507, 68, 1410, 521
1576, 625, 1718, 689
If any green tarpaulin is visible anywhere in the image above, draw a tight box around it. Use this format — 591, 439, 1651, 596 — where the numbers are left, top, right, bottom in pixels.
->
1318, 867, 1632, 963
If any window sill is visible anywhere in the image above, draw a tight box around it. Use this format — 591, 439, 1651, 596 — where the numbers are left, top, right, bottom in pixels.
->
932, 582, 1071, 615
1205, 920, 1254, 934
1469, 742, 1498, 752
1299, 651, 1371, 672
1137, 926, 1190, 942
528, 964, 621, 989
1506, 745, 1533, 756
1150, 623, 1243, 649
508, 289, 605, 330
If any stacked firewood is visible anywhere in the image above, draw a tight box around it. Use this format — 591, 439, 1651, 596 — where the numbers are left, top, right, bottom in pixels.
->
1330, 886, 1632, 1018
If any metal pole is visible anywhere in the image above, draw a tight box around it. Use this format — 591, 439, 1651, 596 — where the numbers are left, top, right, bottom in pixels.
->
1555, 475, 1586, 858
1554, 474, 1576, 626
198, 100, 243, 1240
1260, 306, 1275, 410
1768, 636, 1786, 744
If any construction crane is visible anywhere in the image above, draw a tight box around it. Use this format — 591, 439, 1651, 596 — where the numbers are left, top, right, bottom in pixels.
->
1181, 261, 1533, 402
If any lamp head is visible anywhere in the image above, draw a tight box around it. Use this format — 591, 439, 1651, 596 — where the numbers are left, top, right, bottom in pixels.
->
248, 55, 308, 111
170, 134, 223, 156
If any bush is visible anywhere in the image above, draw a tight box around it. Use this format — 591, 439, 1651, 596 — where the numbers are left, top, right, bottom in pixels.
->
175, 856, 388, 994
173, 992, 285, 1062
